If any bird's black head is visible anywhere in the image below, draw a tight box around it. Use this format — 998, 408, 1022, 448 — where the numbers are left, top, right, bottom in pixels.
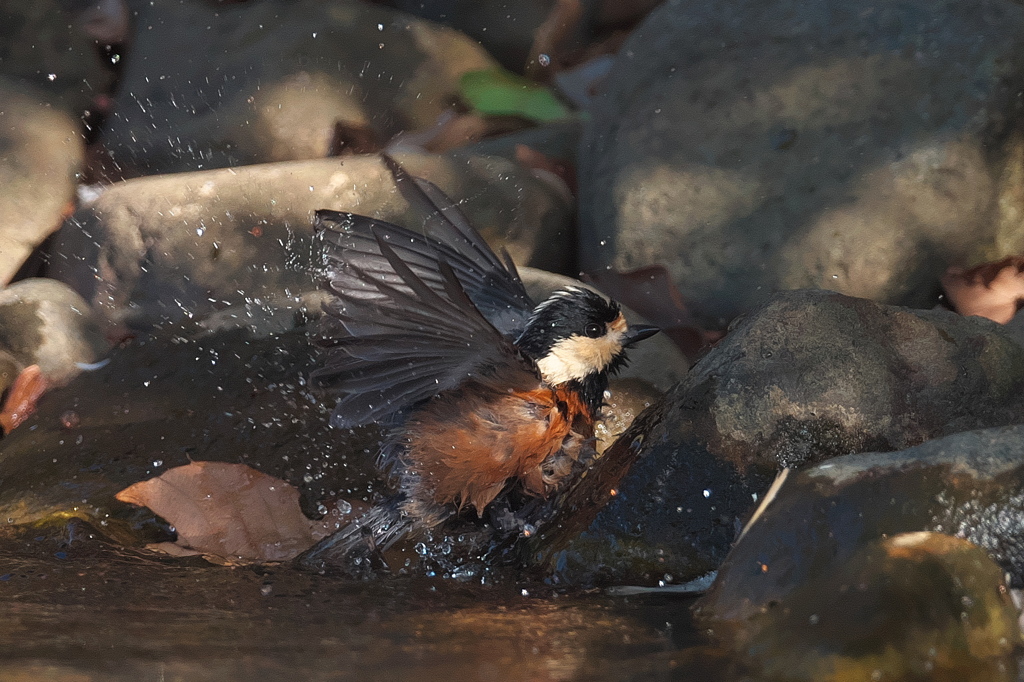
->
515, 286, 659, 413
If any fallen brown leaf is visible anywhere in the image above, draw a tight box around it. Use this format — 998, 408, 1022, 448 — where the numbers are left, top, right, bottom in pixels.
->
115, 462, 361, 563
941, 256, 1024, 324
0, 365, 47, 434
584, 265, 723, 362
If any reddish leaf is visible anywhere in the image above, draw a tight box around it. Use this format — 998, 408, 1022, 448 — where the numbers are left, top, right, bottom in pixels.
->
116, 462, 361, 563
525, 0, 584, 80
514, 144, 577, 197
941, 256, 1024, 324
328, 121, 382, 157
0, 365, 47, 434
585, 265, 722, 362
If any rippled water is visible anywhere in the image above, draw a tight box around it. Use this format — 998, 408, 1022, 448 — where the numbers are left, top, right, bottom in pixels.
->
0, 528, 721, 681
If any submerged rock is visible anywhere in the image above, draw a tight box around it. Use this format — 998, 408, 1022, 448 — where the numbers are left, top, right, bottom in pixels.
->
705, 532, 1020, 682
579, 0, 1024, 327
525, 290, 1024, 585
51, 153, 573, 329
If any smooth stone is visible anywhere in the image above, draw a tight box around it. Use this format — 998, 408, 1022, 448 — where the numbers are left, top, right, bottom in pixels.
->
0, 1, 115, 115
0, 80, 83, 285
0, 279, 106, 386
52, 153, 574, 330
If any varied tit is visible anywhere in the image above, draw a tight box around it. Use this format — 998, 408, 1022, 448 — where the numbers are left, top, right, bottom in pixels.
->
302, 155, 659, 570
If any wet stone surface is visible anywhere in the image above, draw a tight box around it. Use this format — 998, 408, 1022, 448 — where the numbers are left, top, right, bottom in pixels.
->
525, 290, 1024, 586
698, 425, 1024, 624
705, 532, 1021, 682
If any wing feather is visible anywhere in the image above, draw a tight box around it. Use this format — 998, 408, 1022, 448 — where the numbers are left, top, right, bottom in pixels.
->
312, 228, 536, 429
314, 155, 535, 337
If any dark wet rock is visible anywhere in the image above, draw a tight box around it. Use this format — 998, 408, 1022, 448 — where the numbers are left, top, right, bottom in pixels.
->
98, 0, 497, 177
696, 426, 1024, 620
520, 266, 689, 392
0, 79, 83, 285
705, 531, 1020, 682
579, 0, 1024, 327
0, 325, 379, 527
0, 279, 106, 386
461, 119, 581, 179
51, 153, 573, 330
526, 290, 1024, 585
0, 0, 116, 115
0, 349, 20, 396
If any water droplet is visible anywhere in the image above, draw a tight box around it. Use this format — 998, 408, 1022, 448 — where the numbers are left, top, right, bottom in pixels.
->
538, 53, 550, 67
703, 489, 711, 498
153, 460, 163, 467
47, 73, 56, 81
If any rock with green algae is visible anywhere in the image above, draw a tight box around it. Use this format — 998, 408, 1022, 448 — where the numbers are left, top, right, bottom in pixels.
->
699, 533, 1021, 682
696, 425, 1024, 623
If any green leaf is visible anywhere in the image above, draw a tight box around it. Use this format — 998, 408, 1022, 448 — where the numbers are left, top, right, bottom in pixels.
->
460, 69, 572, 123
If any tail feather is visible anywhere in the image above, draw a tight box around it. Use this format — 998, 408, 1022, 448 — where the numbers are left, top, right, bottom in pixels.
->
299, 499, 413, 574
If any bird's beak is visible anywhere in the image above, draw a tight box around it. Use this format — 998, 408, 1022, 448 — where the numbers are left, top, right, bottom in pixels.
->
622, 324, 660, 347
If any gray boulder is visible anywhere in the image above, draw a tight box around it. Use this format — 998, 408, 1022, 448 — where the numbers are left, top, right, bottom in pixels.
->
98, 0, 498, 176
580, 0, 1024, 327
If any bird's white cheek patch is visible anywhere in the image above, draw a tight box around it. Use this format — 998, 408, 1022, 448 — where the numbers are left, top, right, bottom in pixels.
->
536, 331, 625, 384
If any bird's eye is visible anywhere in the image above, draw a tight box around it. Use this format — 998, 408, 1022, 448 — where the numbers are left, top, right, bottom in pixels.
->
584, 323, 603, 338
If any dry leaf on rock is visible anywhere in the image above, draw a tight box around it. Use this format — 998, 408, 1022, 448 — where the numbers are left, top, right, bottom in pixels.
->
0, 365, 47, 434
116, 461, 359, 563
941, 256, 1024, 324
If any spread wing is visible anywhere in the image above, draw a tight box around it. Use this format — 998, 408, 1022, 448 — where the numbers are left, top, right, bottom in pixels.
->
313, 154, 535, 338
311, 230, 537, 430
